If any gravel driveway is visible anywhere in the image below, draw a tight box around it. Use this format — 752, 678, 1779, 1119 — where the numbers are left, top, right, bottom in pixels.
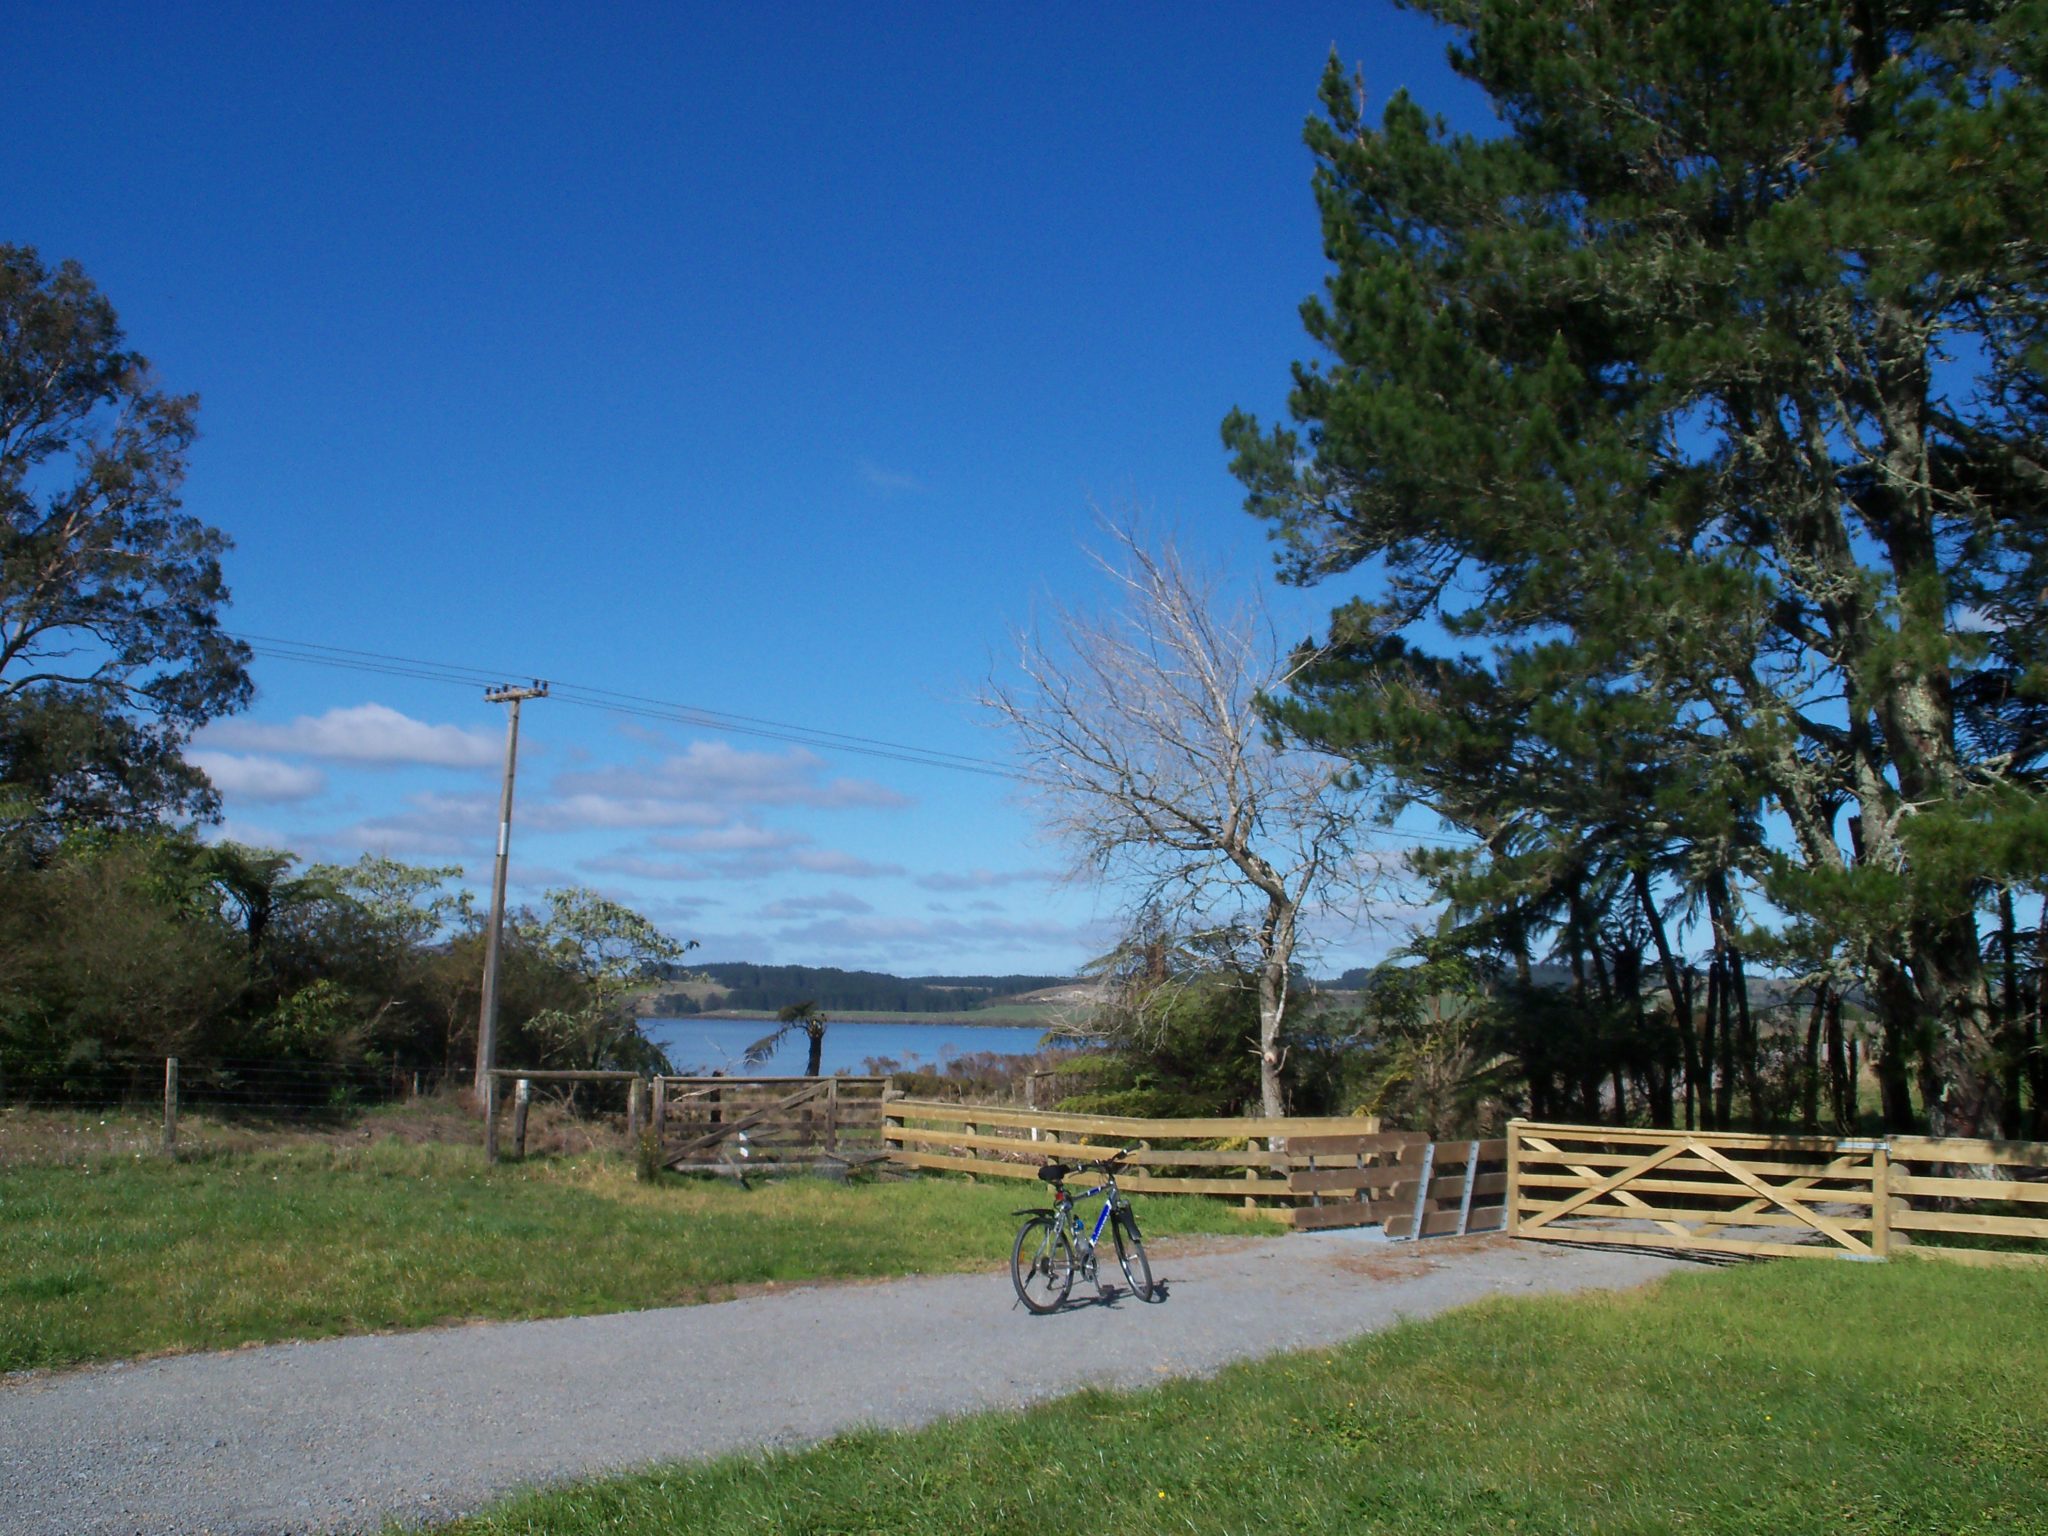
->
0, 1232, 1690, 1535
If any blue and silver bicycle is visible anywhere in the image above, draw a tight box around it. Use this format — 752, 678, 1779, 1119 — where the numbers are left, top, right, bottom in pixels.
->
1010, 1147, 1156, 1312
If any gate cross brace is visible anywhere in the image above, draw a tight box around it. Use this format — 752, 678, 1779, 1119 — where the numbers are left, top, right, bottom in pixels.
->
1688, 1142, 1873, 1256
1518, 1137, 1692, 1234
1521, 1135, 1695, 1239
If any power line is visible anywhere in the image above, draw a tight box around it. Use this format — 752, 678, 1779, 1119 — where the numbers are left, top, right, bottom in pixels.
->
225, 628, 1480, 847
230, 631, 1018, 779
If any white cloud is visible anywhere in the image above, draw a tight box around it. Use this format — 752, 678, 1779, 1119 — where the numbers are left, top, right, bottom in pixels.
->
790, 849, 906, 879
554, 741, 912, 813
190, 751, 327, 803
757, 891, 875, 919
915, 866, 1063, 893
207, 704, 502, 768
653, 824, 809, 854
579, 853, 716, 883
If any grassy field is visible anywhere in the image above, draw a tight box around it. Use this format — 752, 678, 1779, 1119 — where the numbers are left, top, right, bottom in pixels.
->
432, 1259, 2048, 1536
0, 1129, 1257, 1374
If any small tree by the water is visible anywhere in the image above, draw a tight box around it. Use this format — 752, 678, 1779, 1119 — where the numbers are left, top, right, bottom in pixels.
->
746, 1001, 829, 1076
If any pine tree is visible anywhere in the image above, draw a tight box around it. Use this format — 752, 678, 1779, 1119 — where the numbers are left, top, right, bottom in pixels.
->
1227, 2, 2048, 1135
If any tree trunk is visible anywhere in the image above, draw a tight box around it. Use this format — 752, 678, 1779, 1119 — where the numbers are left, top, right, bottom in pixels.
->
1800, 987, 1825, 1133
1255, 897, 1296, 1119
1824, 988, 1852, 1134
1998, 886, 2024, 1142
806, 1026, 824, 1078
1633, 866, 1696, 1131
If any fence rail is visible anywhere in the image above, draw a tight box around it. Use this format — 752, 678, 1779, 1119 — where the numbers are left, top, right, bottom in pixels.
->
1506, 1119, 2048, 1267
881, 1097, 1394, 1214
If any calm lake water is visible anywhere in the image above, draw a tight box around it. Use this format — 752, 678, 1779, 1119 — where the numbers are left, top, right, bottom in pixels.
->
642, 1017, 1061, 1077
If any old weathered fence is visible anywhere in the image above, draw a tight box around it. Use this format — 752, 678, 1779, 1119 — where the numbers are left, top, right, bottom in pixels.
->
485, 1069, 645, 1162
1507, 1119, 2048, 1268
655, 1076, 888, 1172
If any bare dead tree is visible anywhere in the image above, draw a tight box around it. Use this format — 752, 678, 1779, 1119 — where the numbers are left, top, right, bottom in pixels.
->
982, 518, 1386, 1116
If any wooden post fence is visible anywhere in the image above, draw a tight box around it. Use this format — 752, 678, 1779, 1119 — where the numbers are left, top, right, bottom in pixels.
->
510, 1077, 531, 1159
162, 1056, 179, 1155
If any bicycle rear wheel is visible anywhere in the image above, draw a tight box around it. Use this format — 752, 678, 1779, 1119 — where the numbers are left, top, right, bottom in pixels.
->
1011, 1215, 1075, 1314
1113, 1210, 1156, 1302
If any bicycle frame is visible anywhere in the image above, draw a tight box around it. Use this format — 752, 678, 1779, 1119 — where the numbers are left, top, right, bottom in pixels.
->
1052, 1175, 1121, 1259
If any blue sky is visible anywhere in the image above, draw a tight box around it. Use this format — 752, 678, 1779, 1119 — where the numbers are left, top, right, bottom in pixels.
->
9, 3, 1494, 976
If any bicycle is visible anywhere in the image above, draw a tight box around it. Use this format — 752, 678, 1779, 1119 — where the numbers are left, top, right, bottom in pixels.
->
1010, 1147, 1156, 1312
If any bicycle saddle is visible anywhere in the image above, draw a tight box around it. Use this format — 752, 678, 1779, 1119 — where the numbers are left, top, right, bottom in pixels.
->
1036, 1162, 1071, 1183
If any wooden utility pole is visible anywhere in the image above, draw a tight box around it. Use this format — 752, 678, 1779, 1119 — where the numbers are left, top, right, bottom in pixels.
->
474, 681, 548, 1097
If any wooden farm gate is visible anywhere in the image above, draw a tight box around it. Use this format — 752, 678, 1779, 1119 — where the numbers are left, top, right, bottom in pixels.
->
1507, 1119, 2048, 1268
655, 1076, 888, 1173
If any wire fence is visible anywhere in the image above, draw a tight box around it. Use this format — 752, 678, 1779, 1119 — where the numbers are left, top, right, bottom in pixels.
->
0, 1050, 467, 1120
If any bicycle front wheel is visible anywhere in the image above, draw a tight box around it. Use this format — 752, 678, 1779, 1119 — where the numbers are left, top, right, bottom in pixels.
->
1113, 1210, 1156, 1302
1011, 1215, 1075, 1314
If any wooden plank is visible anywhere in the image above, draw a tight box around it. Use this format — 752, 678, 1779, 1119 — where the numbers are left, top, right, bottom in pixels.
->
882, 1125, 1283, 1168
1513, 1149, 1884, 1181
1518, 1199, 1875, 1234
1514, 1121, 1860, 1154
884, 1148, 1293, 1197
659, 1076, 887, 1089
884, 1098, 1380, 1138
1289, 1167, 1411, 1195
1280, 1133, 1427, 1157
1891, 1174, 2048, 1204
1888, 1135, 2048, 1170
1516, 1171, 1877, 1205
1519, 1226, 1860, 1262
1425, 1138, 1509, 1169
1892, 1209, 2048, 1240
1898, 1244, 2048, 1271
489, 1068, 639, 1081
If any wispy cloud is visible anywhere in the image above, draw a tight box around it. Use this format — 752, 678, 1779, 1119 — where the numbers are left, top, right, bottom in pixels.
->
789, 848, 907, 879
757, 891, 875, 919
579, 853, 718, 882
652, 824, 809, 854
858, 459, 925, 495
206, 704, 501, 768
190, 751, 328, 803
554, 741, 911, 813
914, 866, 1063, 892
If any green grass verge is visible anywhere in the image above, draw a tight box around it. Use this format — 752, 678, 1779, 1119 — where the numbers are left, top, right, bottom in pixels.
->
431, 1260, 2048, 1536
0, 1140, 1253, 1372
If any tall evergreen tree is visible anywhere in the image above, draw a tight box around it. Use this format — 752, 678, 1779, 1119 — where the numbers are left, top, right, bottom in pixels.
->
1226, 2, 2048, 1135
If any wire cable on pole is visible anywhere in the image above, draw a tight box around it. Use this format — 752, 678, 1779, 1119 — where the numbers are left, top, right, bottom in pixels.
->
225, 629, 1480, 846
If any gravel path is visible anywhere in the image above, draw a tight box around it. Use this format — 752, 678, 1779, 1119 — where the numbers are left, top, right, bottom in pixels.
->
0, 1232, 1690, 1535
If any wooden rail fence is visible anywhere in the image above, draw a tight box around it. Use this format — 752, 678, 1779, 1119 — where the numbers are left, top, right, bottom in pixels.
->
877, 1097, 1506, 1228
1507, 1119, 2048, 1268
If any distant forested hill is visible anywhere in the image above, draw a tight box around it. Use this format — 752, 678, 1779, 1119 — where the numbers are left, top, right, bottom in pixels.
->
648, 964, 1072, 1015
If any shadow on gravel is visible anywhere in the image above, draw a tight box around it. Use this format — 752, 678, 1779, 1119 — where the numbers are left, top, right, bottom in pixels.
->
1015, 1277, 1173, 1315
